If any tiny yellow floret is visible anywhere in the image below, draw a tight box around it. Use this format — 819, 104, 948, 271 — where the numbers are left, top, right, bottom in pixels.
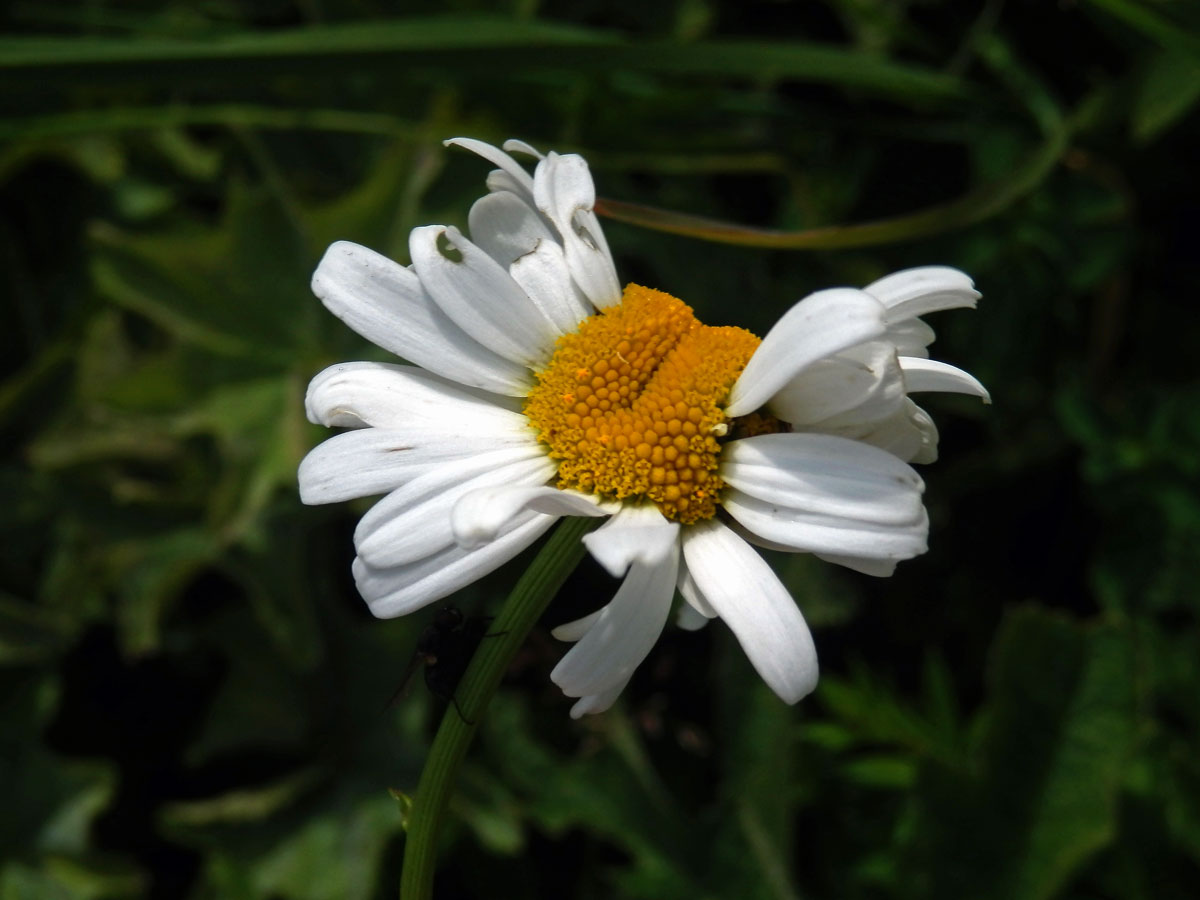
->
524, 284, 761, 523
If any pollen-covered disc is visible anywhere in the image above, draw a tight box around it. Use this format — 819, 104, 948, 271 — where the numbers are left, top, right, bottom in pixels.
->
524, 284, 760, 524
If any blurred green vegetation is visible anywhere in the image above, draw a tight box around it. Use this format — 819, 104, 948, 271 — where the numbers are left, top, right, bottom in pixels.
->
2, 1, 1199, 898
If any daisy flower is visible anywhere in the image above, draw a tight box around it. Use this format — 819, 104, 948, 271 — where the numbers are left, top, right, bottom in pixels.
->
299, 138, 988, 718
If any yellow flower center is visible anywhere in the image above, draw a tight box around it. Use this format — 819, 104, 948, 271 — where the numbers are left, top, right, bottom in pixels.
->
524, 284, 761, 524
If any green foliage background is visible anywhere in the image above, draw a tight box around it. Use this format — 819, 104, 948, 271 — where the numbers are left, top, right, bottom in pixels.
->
3, 1, 1199, 897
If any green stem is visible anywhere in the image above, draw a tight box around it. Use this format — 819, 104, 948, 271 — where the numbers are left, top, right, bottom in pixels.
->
399, 515, 599, 900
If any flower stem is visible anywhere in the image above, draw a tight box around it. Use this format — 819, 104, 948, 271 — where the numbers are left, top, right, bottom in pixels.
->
399, 515, 600, 900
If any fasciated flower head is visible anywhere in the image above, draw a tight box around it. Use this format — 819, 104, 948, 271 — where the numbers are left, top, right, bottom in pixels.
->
300, 138, 989, 717
525, 283, 763, 524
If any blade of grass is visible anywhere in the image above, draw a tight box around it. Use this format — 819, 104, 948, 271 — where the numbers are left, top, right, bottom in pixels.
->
1084, 0, 1200, 59
0, 17, 965, 101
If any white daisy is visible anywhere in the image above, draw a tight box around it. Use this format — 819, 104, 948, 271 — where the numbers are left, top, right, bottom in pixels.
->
299, 137, 989, 718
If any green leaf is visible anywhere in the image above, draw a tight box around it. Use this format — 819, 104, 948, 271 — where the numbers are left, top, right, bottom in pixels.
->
904, 607, 1138, 900
714, 667, 801, 900
307, 139, 444, 264
185, 377, 303, 523
1133, 50, 1200, 143
453, 766, 526, 855
160, 769, 322, 826
478, 696, 706, 899
249, 792, 401, 900
0, 675, 142, 898
0, 860, 144, 900
89, 182, 315, 362
110, 528, 218, 657
773, 551, 860, 628
90, 235, 264, 361
179, 607, 312, 764
817, 666, 965, 766
1, 676, 110, 854
841, 754, 917, 790
183, 788, 402, 900
0, 592, 78, 664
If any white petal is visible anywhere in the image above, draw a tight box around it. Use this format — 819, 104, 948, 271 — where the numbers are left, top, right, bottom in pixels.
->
533, 152, 621, 309
569, 678, 629, 718
550, 540, 679, 697
813, 552, 899, 577
582, 504, 681, 578
535, 153, 596, 235
681, 520, 818, 704
444, 137, 534, 200
675, 601, 710, 632
304, 361, 530, 432
728, 492, 911, 574
572, 208, 619, 304
768, 341, 902, 427
353, 513, 556, 618
726, 289, 888, 417
410, 225, 561, 367
864, 266, 979, 322
354, 450, 555, 568
299, 431, 404, 505
824, 398, 939, 464
886, 318, 936, 357
299, 426, 534, 505
486, 170, 525, 196
721, 433, 925, 526
551, 608, 603, 642
453, 485, 609, 550
502, 138, 544, 160
310, 241, 530, 396
900, 357, 991, 402
724, 488, 928, 561
467, 191, 557, 268
508, 239, 595, 334
677, 559, 717, 619
768, 357, 879, 427
902, 402, 940, 464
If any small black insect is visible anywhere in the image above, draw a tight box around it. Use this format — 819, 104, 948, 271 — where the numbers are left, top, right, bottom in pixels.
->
395, 606, 496, 723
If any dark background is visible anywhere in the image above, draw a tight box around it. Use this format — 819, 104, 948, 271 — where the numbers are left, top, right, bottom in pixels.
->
3, 1, 1199, 897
